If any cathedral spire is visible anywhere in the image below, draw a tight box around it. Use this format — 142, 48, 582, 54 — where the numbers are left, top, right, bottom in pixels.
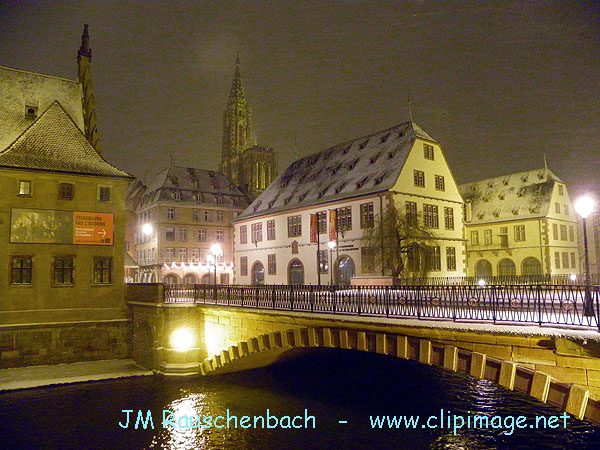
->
77, 24, 102, 155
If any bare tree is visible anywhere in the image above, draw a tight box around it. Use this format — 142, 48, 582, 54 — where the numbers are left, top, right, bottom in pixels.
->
362, 203, 437, 278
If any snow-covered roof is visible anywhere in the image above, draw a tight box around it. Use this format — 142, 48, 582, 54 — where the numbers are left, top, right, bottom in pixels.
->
1, 66, 85, 151
137, 165, 251, 209
237, 121, 436, 220
0, 101, 132, 178
459, 168, 562, 224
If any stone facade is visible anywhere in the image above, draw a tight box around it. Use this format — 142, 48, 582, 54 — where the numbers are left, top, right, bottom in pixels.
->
220, 57, 277, 198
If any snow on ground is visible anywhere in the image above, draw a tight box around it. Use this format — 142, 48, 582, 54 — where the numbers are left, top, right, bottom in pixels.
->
0, 359, 153, 392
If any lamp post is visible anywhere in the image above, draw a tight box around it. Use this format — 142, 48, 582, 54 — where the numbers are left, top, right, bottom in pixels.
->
210, 243, 222, 285
574, 196, 596, 317
328, 240, 336, 285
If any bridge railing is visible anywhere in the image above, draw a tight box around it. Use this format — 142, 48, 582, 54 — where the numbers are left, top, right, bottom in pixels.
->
393, 274, 600, 286
163, 283, 600, 331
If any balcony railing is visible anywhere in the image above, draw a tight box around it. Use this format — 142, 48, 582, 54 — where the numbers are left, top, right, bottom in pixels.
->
163, 283, 600, 331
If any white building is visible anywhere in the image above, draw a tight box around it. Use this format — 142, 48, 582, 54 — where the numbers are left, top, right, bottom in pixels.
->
233, 121, 466, 285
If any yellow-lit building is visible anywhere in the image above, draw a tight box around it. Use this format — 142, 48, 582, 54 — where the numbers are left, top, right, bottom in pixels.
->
459, 168, 579, 277
0, 27, 133, 368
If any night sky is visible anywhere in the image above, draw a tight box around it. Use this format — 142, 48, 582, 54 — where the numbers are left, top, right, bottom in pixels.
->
1, 1, 599, 198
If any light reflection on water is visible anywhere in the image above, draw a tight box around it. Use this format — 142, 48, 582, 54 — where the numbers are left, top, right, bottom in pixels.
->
1, 349, 599, 450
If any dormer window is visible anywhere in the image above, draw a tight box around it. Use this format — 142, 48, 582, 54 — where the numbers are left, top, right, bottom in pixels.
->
521, 175, 528, 183
356, 176, 369, 189
380, 133, 390, 143
172, 190, 181, 201
335, 182, 347, 194
233, 197, 240, 206
512, 206, 520, 215
503, 178, 510, 185
369, 153, 381, 165
193, 192, 202, 202
359, 139, 369, 150
487, 181, 494, 188
347, 158, 360, 170
477, 212, 485, 219
342, 144, 352, 154
493, 209, 501, 217
423, 144, 434, 160
25, 105, 38, 120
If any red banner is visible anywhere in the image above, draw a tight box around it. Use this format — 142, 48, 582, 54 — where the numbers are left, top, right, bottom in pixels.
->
329, 209, 337, 241
310, 213, 318, 243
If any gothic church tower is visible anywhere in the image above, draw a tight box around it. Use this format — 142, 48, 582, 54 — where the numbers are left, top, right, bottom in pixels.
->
220, 56, 277, 198
77, 24, 103, 155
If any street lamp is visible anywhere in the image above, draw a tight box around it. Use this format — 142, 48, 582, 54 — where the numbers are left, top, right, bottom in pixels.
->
328, 240, 336, 285
210, 243, 222, 285
574, 196, 596, 317
141, 223, 153, 236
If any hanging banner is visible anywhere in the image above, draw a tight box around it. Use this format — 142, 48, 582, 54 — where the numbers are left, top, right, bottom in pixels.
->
329, 209, 337, 241
310, 213, 318, 243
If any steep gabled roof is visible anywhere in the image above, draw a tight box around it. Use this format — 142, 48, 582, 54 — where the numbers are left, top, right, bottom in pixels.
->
458, 168, 562, 224
0, 101, 131, 178
237, 121, 436, 220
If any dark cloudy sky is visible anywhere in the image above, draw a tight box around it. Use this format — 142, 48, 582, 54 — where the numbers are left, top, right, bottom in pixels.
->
1, 0, 599, 197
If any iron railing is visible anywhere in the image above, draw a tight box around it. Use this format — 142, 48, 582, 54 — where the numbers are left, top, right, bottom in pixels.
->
163, 283, 600, 331
393, 274, 600, 286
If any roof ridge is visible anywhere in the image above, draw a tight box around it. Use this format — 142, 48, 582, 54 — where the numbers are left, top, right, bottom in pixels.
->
0, 65, 78, 84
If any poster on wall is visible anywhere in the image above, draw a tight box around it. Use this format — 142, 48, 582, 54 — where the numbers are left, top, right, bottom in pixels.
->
10, 208, 114, 245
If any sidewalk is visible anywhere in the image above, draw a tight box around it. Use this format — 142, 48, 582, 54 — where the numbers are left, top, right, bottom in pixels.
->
0, 359, 153, 391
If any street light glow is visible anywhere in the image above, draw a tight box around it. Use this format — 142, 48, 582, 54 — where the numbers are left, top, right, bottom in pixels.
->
574, 196, 595, 219
478, 279, 486, 287
210, 243, 222, 256
327, 240, 337, 249
170, 327, 194, 352
142, 223, 153, 235
570, 274, 577, 281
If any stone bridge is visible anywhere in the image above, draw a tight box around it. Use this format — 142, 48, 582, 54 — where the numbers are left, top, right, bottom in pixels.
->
127, 287, 600, 425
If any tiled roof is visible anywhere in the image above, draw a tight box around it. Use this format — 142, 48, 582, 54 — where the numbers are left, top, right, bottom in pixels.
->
0, 101, 132, 178
0, 66, 85, 151
237, 121, 436, 220
137, 165, 251, 209
459, 168, 561, 224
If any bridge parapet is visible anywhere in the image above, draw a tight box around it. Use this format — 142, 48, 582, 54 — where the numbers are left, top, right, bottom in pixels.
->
127, 298, 600, 426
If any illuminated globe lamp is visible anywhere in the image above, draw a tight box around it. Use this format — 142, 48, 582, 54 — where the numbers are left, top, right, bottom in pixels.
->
141, 223, 153, 236
170, 327, 194, 352
574, 196, 596, 317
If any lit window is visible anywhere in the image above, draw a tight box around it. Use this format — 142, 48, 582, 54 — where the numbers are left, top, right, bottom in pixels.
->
251, 223, 263, 243
197, 229, 206, 242
426, 246, 441, 271
216, 230, 224, 242
514, 225, 526, 242
337, 207, 352, 231
167, 208, 175, 219
19, 180, 31, 196
287, 215, 302, 237
319, 250, 329, 274
172, 190, 181, 201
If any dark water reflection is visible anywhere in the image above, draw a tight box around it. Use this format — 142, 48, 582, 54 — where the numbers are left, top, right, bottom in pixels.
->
1, 349, 599, 449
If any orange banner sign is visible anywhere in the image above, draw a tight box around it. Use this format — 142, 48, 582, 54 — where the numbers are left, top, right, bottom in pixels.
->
310, 214, 318, 243
73, 212, 114, 245
329, 209, 337, 241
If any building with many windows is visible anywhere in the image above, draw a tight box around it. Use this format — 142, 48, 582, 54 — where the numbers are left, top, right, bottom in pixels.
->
130, 166, 250, 284
459, 168, 579, 277
0, 26, 133, 368
233, 121, 466, 285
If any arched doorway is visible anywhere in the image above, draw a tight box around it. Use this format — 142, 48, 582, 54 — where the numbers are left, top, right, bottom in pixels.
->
475, 259, 492, 277
335, 255, 355, 286
201, 273, 214, 284
251, 261, 265, 285
522, 257, 542, 276
288, 259, 304, 285
182, 273, 197, 285
498, 258, 516, 276
163, 274, 179, 284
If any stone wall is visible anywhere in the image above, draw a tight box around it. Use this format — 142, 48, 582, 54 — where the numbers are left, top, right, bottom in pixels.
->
0, 320, 131, 369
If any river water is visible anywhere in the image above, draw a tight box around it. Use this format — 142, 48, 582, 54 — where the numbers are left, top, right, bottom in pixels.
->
1, 349, 599, 449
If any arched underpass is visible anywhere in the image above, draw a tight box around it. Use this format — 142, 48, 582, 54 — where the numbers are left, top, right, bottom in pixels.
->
128, 302, 600, 425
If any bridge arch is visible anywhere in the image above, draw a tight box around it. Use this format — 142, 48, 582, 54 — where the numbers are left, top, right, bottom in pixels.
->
197, 326, 594, 422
